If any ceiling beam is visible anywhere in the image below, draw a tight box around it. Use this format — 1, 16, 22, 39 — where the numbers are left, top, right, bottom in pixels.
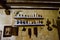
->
7, 1, 60, 4
6, 1, 60, 7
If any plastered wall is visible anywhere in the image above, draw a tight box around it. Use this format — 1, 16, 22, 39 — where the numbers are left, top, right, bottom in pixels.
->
0, 9, 15, 40
0, 9, 59, 40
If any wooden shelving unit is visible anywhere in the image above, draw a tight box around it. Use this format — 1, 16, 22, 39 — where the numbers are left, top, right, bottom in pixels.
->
14, 12, 45, 26
14, 24, 45, 26
14, 16, 44, 19
14, 17, 45, 26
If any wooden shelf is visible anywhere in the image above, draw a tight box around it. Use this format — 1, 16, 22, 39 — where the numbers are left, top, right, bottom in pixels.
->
14, 17, 44, 19
14, 15, 44, 26
14, 24, 45, 26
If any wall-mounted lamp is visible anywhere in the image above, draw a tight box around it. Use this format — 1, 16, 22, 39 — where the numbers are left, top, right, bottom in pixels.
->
5, 9, 10, 15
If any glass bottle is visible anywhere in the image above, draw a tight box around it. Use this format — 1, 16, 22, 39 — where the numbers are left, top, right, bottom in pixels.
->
39, 20, 41, 24
38, 15, 41, 17
34, 21, 36, 24
34, 13, 36, 17
28, 21, 30, 24
29, 21, 32, 24
19, 14, 20, 17
41, 21, 43, 24
23, 20, 25, 24
26, 20, 28, 24
17, 20, 19, 24
20, 20, 22, 24
34, 14, 35, 17
24, 15, 26, 17
40, 15, 42, 17
22, 14, 23, 17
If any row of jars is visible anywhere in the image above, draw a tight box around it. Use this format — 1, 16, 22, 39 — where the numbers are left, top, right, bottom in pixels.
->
16, 13, 42, 17
15, 20, 43, 24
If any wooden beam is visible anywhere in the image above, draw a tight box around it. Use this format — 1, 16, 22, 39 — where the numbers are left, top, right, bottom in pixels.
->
0, 0, 60, 10
7, 1, 60, 4
7, 0, 60, 3
6, 1, 60, 7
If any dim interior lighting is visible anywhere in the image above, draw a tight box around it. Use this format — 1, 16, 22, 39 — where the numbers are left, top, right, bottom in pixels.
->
5, 9, 10, 15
